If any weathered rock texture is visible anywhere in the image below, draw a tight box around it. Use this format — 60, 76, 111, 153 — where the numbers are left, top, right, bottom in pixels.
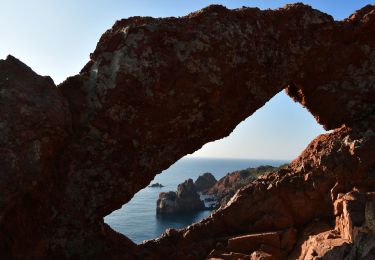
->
0, 56, 72, 259
141, 127, 375, 259
157, 172, 217, 213
195, 172, 217, 192
0, 3, 374, 259
206, 165, 279, 207
290, 190, 375, 259
157, 179, 205, 214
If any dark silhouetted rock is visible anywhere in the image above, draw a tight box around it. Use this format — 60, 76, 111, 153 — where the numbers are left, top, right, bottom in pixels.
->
149, 183, 164, 188
0, 56, 72, 259
156, 191, 178, 214
157, 179, 205, 214
194, 172, 217, 192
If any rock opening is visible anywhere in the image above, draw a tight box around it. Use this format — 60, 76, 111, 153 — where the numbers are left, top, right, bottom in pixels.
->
0, 3, 374, 259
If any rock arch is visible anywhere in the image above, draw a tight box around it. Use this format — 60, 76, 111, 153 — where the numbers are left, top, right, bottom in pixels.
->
0, 3, 374, 259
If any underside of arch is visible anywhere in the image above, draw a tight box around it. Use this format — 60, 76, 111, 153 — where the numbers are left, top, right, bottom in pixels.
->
0, 3, 374, 259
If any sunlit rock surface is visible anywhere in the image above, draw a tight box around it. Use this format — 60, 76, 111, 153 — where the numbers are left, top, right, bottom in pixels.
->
0, 3, 374, 259
205, 165, 278, 207
141, 127, 375, 259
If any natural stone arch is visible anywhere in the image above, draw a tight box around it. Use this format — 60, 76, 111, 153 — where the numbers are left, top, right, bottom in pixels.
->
0, 3, 374, 259
59, 4, 333, 222
59, 3, 374, 224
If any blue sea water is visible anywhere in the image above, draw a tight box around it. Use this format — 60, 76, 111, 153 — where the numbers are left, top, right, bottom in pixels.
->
104, 157, 287, 244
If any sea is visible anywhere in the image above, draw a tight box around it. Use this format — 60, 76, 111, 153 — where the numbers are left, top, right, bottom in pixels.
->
104, 157, 288, 244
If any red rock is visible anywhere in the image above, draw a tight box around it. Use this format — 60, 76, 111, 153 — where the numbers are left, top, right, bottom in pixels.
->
250, 251, 276, 260
280, 228, 297, 251
205, 166, 279, 207
208, 248, 227, 258
142, 125, 375, 259
0, 2, 375, 259
195, 172, 217, 192
217, 252, 248, 260
259, 244, 281, 259
286, 5, 375, 131
0, 56, 71, 259
227, 232, 280, 254
289, 190, 375, 259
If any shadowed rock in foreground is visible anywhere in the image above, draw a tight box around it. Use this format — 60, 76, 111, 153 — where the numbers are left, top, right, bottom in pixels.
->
141, 127, 375, 259
0, 3, 374, 259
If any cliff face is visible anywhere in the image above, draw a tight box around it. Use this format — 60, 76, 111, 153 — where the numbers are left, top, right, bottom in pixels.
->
206, 165, 279, 207
141, 127, 375, 259
0, 3, 374, 259
0, 56, 73, 259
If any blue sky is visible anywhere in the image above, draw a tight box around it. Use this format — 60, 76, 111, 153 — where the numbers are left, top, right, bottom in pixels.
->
0, 0, 372, 160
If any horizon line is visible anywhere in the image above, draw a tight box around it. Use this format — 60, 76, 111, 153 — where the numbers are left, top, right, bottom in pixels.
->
183, 155, 292, 162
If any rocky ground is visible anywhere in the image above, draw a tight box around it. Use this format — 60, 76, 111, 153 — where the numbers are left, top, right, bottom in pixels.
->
141, 127, 375, 259
0, 3, 374, 259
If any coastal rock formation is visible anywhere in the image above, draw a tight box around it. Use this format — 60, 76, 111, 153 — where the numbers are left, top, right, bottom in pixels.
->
290, 190, 375, 259
157, 172, 217, 213
157, 179, 205, 214
149, 182, 164, 188
206, 165, 278, 207
140, 126, 375, 259
0, 56, 72, 259
0, 2, 374, 259
194, 172, 217, 192
156, 192, 179, 214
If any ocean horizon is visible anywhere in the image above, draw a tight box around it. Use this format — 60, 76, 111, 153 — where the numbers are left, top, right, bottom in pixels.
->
104, 157, 288, 244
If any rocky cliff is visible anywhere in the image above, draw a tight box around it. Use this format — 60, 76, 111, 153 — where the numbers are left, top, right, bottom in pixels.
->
0, 3, 374, 259
156, 172, 217, 214
141, 127, 375, 259
205, 165, 279, 207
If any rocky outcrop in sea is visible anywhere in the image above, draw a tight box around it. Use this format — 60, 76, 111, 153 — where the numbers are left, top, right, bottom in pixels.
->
0, 3, 374, 259
194, 172, 217, 192
157, 165, 287, 213
149, 182, 164, 188
157, 179, 205, 214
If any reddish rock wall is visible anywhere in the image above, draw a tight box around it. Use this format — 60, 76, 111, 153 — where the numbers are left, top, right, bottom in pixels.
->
140, 126, 375, 259
0, 3, 374, 259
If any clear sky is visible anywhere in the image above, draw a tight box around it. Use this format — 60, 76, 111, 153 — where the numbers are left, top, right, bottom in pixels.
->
0, 0, 372, 160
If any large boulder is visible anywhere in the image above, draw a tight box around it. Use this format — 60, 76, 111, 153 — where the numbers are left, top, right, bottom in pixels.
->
195, 172, 217, 192
176, 179, 205, 212
289, 190, 375, 259
156, 191, 179, 214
